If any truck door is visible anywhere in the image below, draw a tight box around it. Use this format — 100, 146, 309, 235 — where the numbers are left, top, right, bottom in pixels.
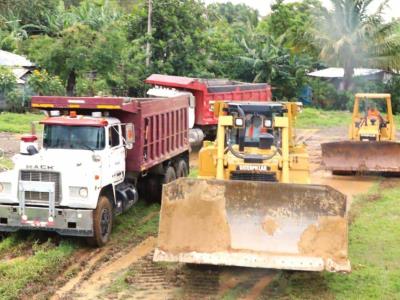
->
108, 124, 125, 184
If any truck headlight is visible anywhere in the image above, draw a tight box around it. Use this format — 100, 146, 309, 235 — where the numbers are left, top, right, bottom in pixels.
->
69, 186, 89, 198
79, 188, 88, 198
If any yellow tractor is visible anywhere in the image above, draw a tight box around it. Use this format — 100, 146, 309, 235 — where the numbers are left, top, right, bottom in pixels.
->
322, 93, 400, 174
154, 101, 349, 272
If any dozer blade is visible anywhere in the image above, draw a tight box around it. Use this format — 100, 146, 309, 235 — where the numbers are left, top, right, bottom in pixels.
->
321, 141, 400, 173
154, 178, 350, 272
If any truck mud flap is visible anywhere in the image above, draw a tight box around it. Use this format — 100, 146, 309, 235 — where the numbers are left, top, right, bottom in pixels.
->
321, 141, 400, 174
154, 178, 350, 272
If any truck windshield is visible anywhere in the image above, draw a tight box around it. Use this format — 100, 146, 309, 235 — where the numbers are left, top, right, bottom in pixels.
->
43, 125, 105, 150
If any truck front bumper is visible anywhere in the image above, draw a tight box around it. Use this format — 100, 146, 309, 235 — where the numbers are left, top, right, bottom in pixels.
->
0, 205, 94, 237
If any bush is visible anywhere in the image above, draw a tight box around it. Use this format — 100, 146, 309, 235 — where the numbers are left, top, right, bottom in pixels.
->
0, 67, 17, 96
308, 79, 352, 110
6, 89, 31, 113
75, 77, 111, 96
28, 69, 64, 96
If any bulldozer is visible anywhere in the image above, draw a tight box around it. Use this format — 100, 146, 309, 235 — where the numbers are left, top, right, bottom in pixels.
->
154, 101, 350, 272
322, 93, 400, 174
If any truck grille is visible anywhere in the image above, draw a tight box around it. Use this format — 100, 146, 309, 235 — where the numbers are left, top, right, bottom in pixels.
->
20, 171, 61, 205
230, 171, 277, 182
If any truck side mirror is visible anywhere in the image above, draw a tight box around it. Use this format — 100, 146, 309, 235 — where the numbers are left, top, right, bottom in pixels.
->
125, 123, 135, 150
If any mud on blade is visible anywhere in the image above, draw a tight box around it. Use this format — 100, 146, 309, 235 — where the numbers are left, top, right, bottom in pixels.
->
321, 141, 400, 173
154, 178, 350, 272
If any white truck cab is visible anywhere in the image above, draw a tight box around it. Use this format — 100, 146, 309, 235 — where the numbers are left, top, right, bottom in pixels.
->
0, 112, 137, 246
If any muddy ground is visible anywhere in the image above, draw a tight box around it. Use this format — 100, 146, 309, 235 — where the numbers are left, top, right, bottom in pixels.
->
0, 128, 388, 299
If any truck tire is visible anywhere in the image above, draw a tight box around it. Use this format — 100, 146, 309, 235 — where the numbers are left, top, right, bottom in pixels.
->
145, 176, 162, 203
175, 159, 188, 178
87, 195, 113, 247
163, 166, 177, 184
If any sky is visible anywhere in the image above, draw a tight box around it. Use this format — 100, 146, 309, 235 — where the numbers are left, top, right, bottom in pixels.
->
202, 0, 400, 19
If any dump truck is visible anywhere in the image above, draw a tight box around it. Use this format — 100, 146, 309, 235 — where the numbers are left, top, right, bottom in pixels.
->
145, 74, 272, 145
0, 95, 190, 246
154, 101, 350, 272
322, 93, 400, 174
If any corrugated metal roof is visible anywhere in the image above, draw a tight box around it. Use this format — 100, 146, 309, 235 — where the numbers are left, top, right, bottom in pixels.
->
11, 68, 30, 84
308, 68, 383, 78
0, 50, 34, 67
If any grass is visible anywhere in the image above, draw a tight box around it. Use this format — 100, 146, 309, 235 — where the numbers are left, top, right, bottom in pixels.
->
0, 112, 44, 134
0, 157, 13, 170
297, 107, 400, 130
0, 240, 74, 300
0, 200, 160, 299
296, 108, 351, 129
189, 167, 198, 178
112, 201, 160, 245
262, 183, 400, 299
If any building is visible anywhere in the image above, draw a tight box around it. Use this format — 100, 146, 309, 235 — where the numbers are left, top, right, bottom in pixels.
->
0, 50, 35, 109
307, 67, 392, 90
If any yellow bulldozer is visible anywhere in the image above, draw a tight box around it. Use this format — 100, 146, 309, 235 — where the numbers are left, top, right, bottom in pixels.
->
154, 101, 350, 272
322, 93, 400, 174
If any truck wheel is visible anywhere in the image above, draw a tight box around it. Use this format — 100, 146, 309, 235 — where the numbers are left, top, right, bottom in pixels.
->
145, 176, 162, 203
175, 159, 188, 178
87, 195, 113, 247
163, 166, 177, 184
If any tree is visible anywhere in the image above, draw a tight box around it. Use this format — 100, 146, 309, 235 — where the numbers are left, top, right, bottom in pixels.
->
241, 37, 313, 100
127, 0, 211, 77
28, 69, 64, 96
0, 0, 59, 34
310, 0, 400, 90
207, 3, 259, 28
257, 0, 322, 57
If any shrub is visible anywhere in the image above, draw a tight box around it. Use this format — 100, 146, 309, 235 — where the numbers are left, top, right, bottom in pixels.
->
28, 69, 64, 96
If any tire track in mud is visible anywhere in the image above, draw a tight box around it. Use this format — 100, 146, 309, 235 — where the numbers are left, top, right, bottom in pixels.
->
68, 237, 157, 299
117, 254, 277, 300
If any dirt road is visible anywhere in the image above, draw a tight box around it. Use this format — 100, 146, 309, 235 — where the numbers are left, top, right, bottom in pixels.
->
0, 128, 383, 299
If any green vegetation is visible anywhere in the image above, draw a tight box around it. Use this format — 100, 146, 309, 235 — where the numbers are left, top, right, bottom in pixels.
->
112, 201, 160, 245
189, 168, 199, 178
0, 157, 13, 170
263, 183, 400, 299
0, 112, 44, 133
0, 200, 159, 299
0, 0, 398, 111
0, 240, 74, 299
296, 108, 351, 129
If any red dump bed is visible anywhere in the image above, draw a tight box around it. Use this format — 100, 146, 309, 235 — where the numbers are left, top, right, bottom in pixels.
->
31, 96, 189, 173
145, 74, 272, 126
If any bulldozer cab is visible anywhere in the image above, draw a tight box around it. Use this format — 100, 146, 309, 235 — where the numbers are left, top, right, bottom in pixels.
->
226, 102, 284, 150
351, 93, 395, 141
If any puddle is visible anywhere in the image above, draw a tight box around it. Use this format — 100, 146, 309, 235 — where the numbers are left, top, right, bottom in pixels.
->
311, 169, 377, 202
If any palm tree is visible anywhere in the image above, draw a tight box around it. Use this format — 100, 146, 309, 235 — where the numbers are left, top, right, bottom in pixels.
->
311, 0, 400, 90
